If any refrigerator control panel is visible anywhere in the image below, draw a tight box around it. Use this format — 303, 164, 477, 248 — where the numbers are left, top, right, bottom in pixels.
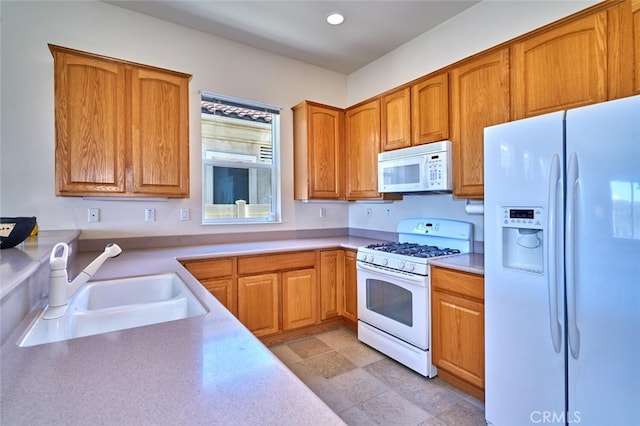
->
502, 207, 543, 230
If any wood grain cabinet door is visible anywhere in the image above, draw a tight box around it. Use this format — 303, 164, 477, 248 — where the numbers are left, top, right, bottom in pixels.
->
292, 101, 344, 200
238, 273, 280, 337
342, 249, 358, 323
381, 88, 411, 151
411, 72, 449, 145
201, 278, 237, 316
431, 266, 485, 395
345, 99, 382, 199
130, 67, 190, 196
432, 289, 485, 389
282, 268, 317, 331
451, 48, 510, 199
52, 49, 127, 195
634, 0, 640, 94
511, 11, 608, 119
319, 250, 344, 321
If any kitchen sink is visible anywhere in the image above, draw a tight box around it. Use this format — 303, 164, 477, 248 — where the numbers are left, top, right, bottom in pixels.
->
18, 273, 207, 347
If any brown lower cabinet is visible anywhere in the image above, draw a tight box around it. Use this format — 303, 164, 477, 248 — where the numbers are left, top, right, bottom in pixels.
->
182, 248, 358, 341
431, 266, 485, 401
238, 273, 280, 337
342, 249, 358, 324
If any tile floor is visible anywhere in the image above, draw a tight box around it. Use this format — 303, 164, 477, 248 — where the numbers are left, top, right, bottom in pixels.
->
269, 328, 485, 426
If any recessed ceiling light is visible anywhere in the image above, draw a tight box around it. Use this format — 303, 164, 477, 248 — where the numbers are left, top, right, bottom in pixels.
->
326, 12, 345, 25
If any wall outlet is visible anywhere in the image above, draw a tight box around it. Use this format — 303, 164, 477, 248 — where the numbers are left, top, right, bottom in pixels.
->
385, 208, 392, 220
88, 208, 100, 223
319, 207, 326, 218
366, 207, 372, 218
145, 208, 155, 222
180, 208, 190, 221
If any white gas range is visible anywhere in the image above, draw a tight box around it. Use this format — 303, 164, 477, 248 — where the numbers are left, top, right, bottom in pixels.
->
356, 218, 473, 377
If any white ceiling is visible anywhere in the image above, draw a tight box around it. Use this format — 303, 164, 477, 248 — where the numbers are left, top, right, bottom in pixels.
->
103, 1, 480, 74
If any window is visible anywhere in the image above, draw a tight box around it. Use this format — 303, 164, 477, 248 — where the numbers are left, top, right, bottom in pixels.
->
201, 92, 281, 223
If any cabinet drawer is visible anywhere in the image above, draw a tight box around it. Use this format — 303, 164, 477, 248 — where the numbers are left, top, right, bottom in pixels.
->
183, 258, 235, 279
431, 266, 484, 301
237, 251, 316, 275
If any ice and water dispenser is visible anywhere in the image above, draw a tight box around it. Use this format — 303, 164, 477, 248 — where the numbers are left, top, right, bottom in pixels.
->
501, 207, 544, 274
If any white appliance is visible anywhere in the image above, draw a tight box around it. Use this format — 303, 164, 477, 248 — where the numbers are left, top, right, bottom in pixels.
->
357, 218, 473, 377
378, 141, 452, 193
484, 94, 640, 425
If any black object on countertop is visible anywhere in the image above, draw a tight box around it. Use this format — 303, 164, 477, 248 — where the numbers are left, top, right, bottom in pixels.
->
0, 216, 37, 249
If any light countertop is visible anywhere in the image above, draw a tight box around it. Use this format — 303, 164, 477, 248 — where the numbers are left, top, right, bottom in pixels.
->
0, 233, 379, 425
1, 232, 483, 425
429, 253, 485, 275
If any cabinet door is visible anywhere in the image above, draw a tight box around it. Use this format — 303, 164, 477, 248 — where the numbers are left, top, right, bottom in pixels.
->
607, 1, 639, 99
411, 73, 449, 145
432, 289, 484, 390
282, 268, 317, 331
293, 101, 344, 200
201, 278, 237, 316
451, 48, 510, 199
431, 266, 484, 394
345, 99, 382, 199
319, 250, 344, 321
343, 250, 358, 323
52, 49, 126, 195
511, 11, 608, 119
381, 88, 411, 151
634, 0, 640, 95
130, 67, 190, 196
238, 273, 279, 337
183, 257, 236, 315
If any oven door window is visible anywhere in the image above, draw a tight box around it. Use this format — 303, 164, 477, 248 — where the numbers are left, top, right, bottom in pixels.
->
366, 278, 413, 326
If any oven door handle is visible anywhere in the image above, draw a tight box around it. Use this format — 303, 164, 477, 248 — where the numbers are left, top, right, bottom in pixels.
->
356, 261, 427, 284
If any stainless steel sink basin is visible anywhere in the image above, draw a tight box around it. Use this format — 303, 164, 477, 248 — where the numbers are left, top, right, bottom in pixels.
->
19, 273, 207, 347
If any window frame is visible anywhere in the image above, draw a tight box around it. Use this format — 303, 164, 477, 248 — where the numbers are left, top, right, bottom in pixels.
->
200, 91, 282, 225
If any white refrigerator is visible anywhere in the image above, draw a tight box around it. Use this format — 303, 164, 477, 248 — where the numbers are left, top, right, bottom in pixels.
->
484, 94, 640, 425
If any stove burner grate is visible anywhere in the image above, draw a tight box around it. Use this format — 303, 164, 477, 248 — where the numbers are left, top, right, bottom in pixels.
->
365, 242, 460, 258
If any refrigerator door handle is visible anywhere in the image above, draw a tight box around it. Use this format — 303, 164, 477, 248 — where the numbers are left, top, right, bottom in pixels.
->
547, 154, 562, 353
566, 152, 581, 359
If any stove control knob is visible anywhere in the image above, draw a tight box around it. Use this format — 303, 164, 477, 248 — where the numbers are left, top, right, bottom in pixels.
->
398, 261, 406, 270
406, 263, 415, 272
381, 258, 388, 266
367, 255, 374, 263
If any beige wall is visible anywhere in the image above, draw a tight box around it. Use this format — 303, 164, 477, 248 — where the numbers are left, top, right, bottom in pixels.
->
1, 0, 599, 241
0, 0, 349, 239
346, 0, 599, 243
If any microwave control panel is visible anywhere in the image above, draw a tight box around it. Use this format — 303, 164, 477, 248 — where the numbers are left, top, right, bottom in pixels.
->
427, 153, 448, 189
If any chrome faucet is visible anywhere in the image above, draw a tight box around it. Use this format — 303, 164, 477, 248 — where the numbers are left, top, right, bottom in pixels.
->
44, 242, 122, 319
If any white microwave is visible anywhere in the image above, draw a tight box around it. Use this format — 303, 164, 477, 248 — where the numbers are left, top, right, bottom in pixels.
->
378, 141, 452, 193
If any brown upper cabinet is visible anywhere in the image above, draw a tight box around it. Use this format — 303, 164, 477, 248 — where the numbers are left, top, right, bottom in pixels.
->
411, 72, 450, 146
381, 87, 411, 150
50, 44, 190, 198
612, 0, 640, 96
634, 0, 640, 94
292, 101, 344, 200
451, 48, 510, 199
380, 72, 449, 152
511, 11, 609, 119
345, 99, 385, 200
